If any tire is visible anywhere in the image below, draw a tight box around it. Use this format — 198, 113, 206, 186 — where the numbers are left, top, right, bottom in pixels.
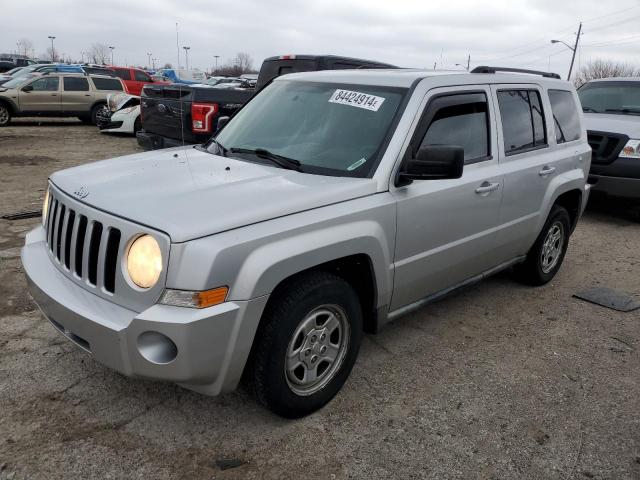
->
246, 271, 363, 418
0, 103, 11, 126
515, 205, 571, 286
133, 116, 142, 134
78, 115, 92, 124
90, 103, 108, 125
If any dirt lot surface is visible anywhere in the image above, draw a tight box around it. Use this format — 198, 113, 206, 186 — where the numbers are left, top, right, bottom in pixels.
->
1, 119, 639, 480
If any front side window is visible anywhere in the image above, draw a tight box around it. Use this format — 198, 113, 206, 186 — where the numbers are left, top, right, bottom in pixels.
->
419, 92, 490, 163
63, 77, 89, 91
213, 80, 407, 177
549, 90, 581, 143
498, 89, 547, 154
29, 77, 59, 91
91, 77, 123, 91
577, 81, 640, 115
134, 70, 150, 82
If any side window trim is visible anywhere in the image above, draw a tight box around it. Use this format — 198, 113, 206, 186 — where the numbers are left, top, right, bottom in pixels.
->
410, 90, 493, 165
496, 87, 548, 157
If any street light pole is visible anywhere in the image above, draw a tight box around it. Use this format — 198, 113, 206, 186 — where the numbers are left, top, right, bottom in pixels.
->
214, 55, 220, 71
183, 46, 191, 70
109, 46, 115, 65
551, 22, 582, 81
47, 36, 56, 62
147, 52, 152, 69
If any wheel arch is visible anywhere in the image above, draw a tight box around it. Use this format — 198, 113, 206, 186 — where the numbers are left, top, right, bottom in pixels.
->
0, 97, 17, 114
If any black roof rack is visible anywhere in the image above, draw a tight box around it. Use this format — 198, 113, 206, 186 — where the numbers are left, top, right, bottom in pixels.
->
471, 66, 561, 80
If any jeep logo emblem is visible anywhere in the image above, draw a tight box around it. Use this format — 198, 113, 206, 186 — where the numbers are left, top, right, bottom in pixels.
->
73, 186, 89, 199
157, 103, 167, 113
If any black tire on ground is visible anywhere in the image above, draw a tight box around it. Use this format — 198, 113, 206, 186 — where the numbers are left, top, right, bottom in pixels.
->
246, 271, 363, 418
0, 103, 11, 126
133, 116, 142, 134
514, 204, 571, 286
78, 115, 92, 124
90, 103, 107, 125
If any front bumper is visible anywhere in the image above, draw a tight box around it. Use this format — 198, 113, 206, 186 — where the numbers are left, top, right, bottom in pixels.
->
589, 174, 640, 200
21, 227, 269, 396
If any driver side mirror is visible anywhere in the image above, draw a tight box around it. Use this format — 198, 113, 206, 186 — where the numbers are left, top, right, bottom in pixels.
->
22, 85, 33, 92
397, 145, 464, 185
216, 116, 230, 132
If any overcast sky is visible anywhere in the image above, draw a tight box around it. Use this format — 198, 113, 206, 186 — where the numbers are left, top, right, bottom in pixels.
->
2, 0, 639, 78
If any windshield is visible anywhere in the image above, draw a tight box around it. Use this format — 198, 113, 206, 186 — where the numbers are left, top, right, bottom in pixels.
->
578, 81, 640, 115
2, 74, 37, 89
212, 80, 406, 177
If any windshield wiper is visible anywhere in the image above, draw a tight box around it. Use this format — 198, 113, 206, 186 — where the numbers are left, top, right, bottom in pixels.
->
604, 108, 640, 115
582, 106, 599, 113
229, 147, 302, 171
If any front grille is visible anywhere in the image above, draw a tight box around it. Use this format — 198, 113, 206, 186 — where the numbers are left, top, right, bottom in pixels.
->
44, 191, 121, 294
587, 130, 629, 165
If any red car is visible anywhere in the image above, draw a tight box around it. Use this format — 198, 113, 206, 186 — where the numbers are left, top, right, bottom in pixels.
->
108, 66, 168, 96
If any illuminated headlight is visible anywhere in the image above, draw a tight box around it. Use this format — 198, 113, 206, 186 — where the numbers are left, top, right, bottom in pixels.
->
42, 188, 50, 225
126, 235, 162, 289
620, 139, 640, 158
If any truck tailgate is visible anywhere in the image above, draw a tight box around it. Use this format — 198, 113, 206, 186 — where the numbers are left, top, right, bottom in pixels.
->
141, 84, 194, 143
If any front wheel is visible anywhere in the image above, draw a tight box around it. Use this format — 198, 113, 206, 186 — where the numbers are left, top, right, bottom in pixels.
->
90, 103, 108, 125
246, 271, 363, 418
515, 205, 571, 285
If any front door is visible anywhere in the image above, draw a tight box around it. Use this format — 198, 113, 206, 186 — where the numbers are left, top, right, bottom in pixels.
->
19, 76, 61, 113
391, 86, 504, 310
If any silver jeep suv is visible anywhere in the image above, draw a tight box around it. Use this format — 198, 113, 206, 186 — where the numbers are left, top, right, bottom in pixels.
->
22, 66, 591, 417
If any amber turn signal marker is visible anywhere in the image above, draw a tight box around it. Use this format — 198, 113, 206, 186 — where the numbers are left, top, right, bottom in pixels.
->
194, 287, 228, 308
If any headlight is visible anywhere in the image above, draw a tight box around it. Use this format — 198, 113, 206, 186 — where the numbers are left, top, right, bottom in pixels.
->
126, 235, 162, 288
620, 139, 640, 158
42, 188, 50, 225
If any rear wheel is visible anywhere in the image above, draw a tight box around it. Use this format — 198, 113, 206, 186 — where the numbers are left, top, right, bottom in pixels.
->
515, 205, 571, 285
90, 103, 108, 125
0, 104, 11, 126
246, 271, 363, 418
133, 116, 142, 134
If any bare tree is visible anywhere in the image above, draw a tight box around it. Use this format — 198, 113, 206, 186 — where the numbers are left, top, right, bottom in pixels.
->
41, 47, 60, 62
213, 52, 256, 76
574, 59, 640, 87
16, 38, 34, 57
88, 43, 111, 65
163, 62, 173, 69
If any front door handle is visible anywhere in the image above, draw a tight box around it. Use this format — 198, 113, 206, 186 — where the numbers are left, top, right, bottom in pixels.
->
539, 166, 556, 177
475, 181, 500, 195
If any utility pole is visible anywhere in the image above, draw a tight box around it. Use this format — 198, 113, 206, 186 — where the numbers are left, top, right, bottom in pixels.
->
551, 22, 582, 81
567, 22, 582, 81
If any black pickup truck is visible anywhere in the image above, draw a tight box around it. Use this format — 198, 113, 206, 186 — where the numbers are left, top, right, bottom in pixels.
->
137, 54, 396, 150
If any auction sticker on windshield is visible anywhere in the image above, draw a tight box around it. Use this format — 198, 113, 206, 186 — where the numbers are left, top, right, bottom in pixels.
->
329, 89, 385, 112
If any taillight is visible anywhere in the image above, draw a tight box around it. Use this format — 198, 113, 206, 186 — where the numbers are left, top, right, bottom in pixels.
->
191, 103, 218, 133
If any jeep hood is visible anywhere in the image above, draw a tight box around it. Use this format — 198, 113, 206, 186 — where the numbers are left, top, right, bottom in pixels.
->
49, 147, 377, 242
584, 113, 640, 138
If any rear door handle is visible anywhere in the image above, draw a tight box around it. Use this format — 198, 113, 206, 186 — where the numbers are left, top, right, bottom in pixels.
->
539, 166, 556, 177
475, 181, 500, 195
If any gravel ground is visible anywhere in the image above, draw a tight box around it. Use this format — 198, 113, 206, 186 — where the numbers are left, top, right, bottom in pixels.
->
0, 119, 639, 480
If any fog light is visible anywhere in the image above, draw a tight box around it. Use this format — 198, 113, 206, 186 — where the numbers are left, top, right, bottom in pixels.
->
137, 331, 177, 364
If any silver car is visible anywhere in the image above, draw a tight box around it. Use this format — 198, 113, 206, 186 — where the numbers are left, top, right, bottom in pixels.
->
22, 67, 591, 417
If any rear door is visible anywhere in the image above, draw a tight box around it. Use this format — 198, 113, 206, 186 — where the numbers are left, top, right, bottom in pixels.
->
19, 75, 61, 113
490, 85, 564, 259
391, 86, 504, 310
61, 76, 93, 113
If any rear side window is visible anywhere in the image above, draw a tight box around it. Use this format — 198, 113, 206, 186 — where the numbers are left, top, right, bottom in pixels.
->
30, 77, 59, 91
91, 77, 123, 91
134, 70, 150, 82
418, 92, 490, 163
63, 77, 89, 91
548, 90, 581, 143
113, 68, 131, 81
497, 90, 547, 154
